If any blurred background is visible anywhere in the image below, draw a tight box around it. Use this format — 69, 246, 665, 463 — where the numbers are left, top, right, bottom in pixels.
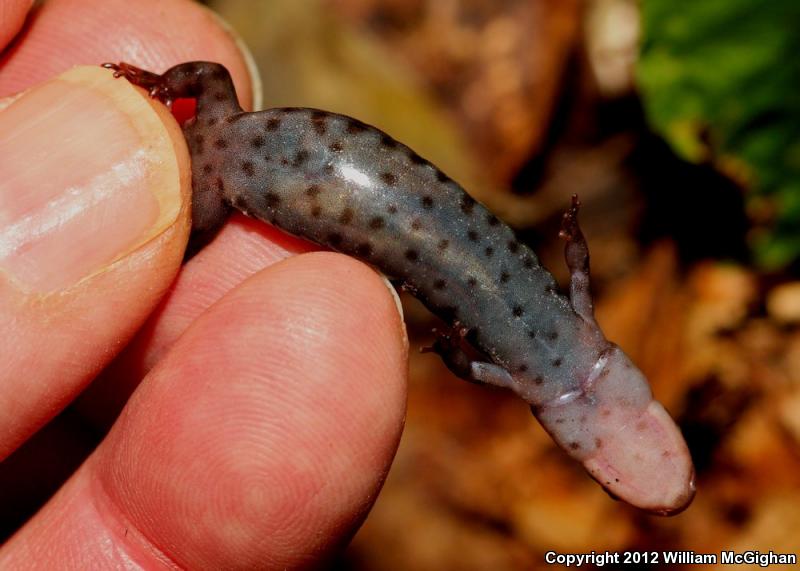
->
201, 0, 800, 569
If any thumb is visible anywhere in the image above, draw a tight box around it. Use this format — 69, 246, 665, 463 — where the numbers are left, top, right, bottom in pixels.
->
0, 65, 191, 459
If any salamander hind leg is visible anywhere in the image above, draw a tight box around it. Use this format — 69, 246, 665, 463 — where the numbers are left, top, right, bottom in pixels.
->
102, 62, 174, 105
103, 61, 241, 118
559, 194, 597, 327
422, 323, 515, 389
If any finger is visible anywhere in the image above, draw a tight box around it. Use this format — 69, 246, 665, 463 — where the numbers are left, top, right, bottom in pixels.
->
1, 253, 408, 570
0, 0, 254, 111
0, 0, 32, 50
0, 66, 191, 460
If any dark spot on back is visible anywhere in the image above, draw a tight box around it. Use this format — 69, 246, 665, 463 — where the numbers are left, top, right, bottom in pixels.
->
251, 135, 265, 148
214, 91, 228, 101
434, 279, 446, 290
202, 163, 213, 174
387, 204, 398, 214
555, 418, 565, 424
241, 161, 255, 177
595, 438, 603, 449
355, 242, 373, 257
421, 196, 434, 209
214, 138, 228, 149
534, 376, 544, 385
306, 185, 321, 197
486, 214, 500, 226
215, 178, 224, 192
311, 205, 322, 218
500, 271, 510, 283
528, 330, 536, 339
380, 134, 397, 148
311, 112, 327, 135
460, 195, 475, 214
380, 172, 397, 186
265, 192, 280, 207
405, 249, 418, 261
548, 331, 559, 341
467, 230, 478, 241
552, 358, 563, 367
408, 151, 426, 165
411, 219, 422, 230
485, 246, 494, 257
569, 442, 581, 450
467, 276, 478, 287
369, 217, 385, 230
266, 117, 280, 131
346, 120, 367, 134
339, 208, 354, 225
512, 306, 524, 317
323, 164, 334, 174
329, 141, 343, 152
280, 157, 289, 166
518, 364, 528, 373
438, 239, 449, 251
507, 240, 519, 253
293, 149, 309, 167
207, 117, 218, 126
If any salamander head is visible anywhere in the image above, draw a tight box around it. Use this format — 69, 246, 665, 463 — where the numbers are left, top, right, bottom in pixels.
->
534, 345, 695, 515
582, 347, 695, 515
583, 408, 696, 515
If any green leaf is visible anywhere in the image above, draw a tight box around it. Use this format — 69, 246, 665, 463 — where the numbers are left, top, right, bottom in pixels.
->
638, 0, 800, 268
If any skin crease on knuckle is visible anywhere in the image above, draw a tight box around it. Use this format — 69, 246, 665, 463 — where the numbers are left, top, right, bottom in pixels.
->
103, 60, 695, 515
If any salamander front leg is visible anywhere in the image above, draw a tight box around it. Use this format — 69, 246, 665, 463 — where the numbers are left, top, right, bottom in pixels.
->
559, 195, 598, 328
422, 323, 515, 389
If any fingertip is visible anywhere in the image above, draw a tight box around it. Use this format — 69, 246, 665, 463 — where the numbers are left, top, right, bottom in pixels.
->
1, 66, 189, 293
89, 252, 407, 568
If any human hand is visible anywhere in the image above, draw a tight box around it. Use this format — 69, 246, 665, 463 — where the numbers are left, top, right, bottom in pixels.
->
0, 0, 407, 568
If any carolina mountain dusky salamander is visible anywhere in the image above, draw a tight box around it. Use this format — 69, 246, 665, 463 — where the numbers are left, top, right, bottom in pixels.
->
103, 61, 695, 515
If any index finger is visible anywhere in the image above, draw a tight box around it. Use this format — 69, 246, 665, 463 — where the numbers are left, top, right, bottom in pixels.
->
0, 0, 254, 110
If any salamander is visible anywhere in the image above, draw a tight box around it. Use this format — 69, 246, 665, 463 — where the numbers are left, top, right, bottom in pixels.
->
103, 61, 695, 514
